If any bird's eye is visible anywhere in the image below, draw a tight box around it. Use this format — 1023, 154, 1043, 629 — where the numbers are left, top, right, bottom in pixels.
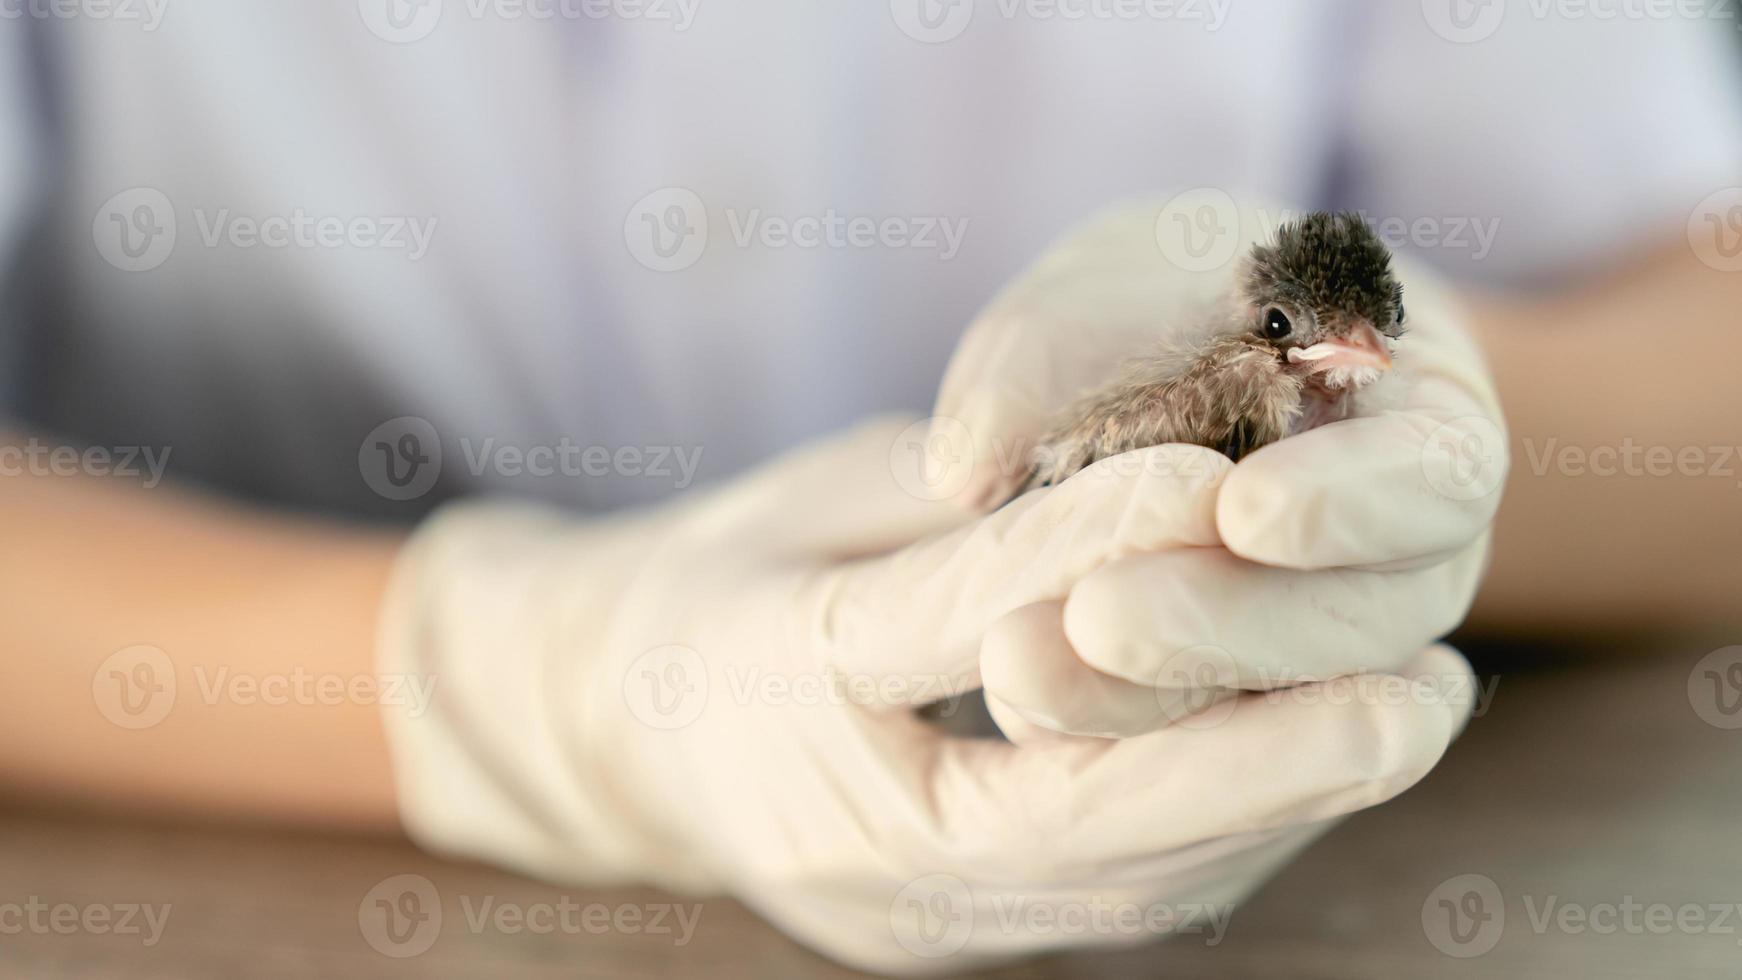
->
1262, 308, 1292, 340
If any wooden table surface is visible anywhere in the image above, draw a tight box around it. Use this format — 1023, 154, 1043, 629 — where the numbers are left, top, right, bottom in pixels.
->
4, 640, 1740, 979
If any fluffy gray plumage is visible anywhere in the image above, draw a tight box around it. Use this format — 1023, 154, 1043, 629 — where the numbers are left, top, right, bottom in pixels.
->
1022, 211, 1404, 494
1246, 211, 1403, 333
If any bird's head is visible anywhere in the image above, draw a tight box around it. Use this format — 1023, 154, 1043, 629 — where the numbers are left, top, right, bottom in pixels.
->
1239, 211, 1405, 390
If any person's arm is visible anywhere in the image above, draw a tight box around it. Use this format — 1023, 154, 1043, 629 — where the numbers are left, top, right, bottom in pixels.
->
1465, 240, 1742, 635
0, 438, 404, 830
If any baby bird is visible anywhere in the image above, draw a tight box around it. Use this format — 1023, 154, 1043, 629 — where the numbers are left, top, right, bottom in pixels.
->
1021, 211, 1406, 493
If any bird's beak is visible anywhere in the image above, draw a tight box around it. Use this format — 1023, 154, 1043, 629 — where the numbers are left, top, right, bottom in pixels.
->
1287, 319, 1394, 375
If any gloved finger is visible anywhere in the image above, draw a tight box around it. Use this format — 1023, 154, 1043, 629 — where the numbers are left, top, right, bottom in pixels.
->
981, 600, 1238, 740
699, 415, 977, 559
923, 644, 1475, 884
1218, 262, 1508, 571
983, 691, 1104, 747
797, 444, 1230, 702
835, 827, 1320, 976
1061, 539, 1487, 690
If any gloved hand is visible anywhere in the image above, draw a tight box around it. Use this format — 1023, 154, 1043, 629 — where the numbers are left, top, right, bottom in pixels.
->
928, 193, 1507, 743
379, 415, 1477, 975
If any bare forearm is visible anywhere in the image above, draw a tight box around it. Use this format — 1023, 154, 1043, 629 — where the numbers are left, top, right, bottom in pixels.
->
0, 434, 405, 830
1466, 242, 1742, 635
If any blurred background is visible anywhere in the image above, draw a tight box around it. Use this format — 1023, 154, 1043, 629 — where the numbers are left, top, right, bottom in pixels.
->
2, 0, 1740, 976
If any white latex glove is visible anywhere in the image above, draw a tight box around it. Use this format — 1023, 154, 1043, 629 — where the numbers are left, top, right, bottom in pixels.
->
380, 416, 1475, 975
929, 193, 1508, 742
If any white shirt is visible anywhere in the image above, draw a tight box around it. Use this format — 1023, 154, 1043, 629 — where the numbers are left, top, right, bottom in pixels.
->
2, 1, 1738, 517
